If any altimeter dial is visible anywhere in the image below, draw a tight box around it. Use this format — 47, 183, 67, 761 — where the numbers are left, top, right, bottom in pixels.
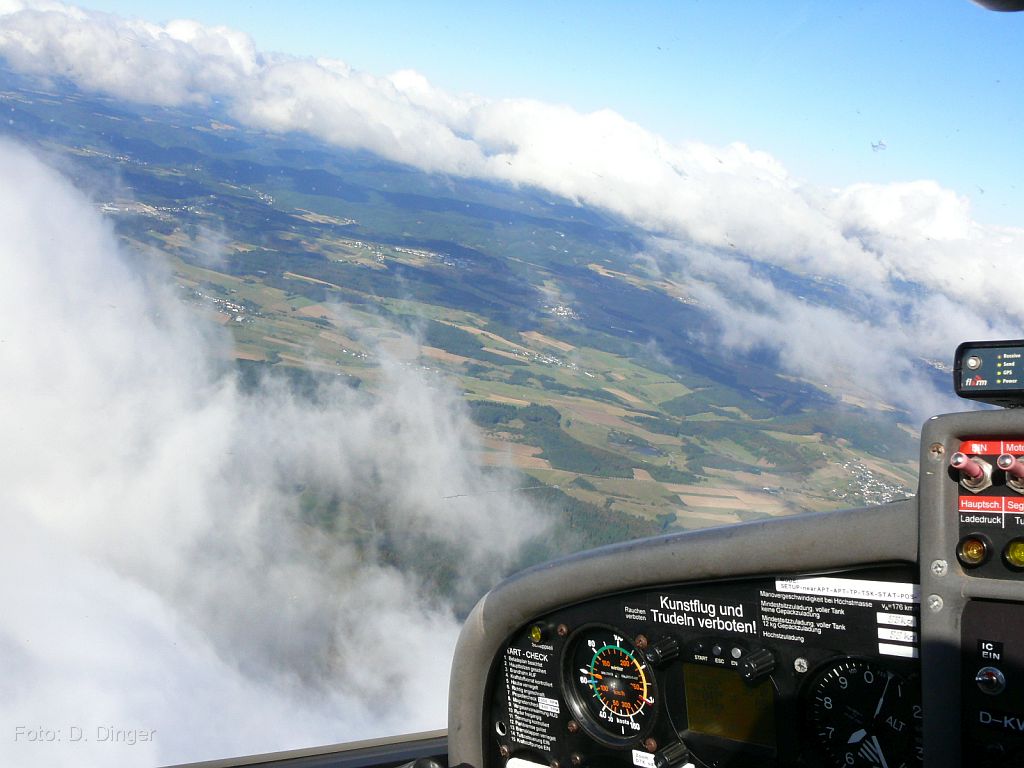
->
807, 658, 922, 767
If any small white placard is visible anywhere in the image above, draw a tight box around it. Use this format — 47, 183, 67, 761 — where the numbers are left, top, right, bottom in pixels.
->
877, 627, 918, 643
775, 577, 920, 604
879, 642, 919, 658
537, 696, 560, 715
877, 611, 916, 627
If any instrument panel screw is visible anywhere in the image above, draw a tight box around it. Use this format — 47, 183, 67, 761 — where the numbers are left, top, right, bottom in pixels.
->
567, 720, 580, 734
929, 442, 945, 458
928, 594, 944, 612
931, 559, 948, 576
634, 634, 649, 650
557, 624, 569, 638
499, 745, 511, 759
550, 761, 560, 768
570, 754, 582, 767
794, 657, 808, 674
644, 738, 658, 753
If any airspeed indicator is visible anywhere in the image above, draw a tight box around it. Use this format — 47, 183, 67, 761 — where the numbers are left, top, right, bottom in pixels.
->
563, 626, 657, 746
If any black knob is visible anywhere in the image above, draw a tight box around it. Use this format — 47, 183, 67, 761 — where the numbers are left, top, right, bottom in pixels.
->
646, 637, 680, 666
740, 648, 776, 682
653, 741, 691, 768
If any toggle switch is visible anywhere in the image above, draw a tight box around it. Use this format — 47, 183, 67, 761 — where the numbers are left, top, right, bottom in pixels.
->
998, 454, 1024, 493
951, 452, 993, 492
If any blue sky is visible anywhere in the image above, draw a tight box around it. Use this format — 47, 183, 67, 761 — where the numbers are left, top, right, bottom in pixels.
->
80, 1, 1023, 225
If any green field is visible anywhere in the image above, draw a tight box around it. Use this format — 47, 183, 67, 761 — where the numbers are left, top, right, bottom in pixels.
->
1, 76, 920, 546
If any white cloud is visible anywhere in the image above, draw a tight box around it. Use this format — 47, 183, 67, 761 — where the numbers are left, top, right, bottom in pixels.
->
0, 139, 543, 766
2, 1, 1018, 410
666, 239, 1017, 419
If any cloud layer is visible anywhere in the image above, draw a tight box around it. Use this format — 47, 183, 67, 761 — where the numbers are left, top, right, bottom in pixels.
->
2, 1, 1019, 415
0, 139, 542, 765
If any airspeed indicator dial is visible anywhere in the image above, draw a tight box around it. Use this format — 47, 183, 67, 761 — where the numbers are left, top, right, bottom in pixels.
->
564, 626, 657, 746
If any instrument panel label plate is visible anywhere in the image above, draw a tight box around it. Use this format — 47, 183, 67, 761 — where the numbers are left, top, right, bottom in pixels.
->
761, 577, 920, 657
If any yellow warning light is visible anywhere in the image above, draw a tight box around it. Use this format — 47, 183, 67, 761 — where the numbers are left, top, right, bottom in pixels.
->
1004, 539, 1024, 570
529, 625, 544, 644
958, 536, 989, 567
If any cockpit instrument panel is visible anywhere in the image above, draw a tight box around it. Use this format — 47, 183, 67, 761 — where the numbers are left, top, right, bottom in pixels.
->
485, 568, 921, 768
